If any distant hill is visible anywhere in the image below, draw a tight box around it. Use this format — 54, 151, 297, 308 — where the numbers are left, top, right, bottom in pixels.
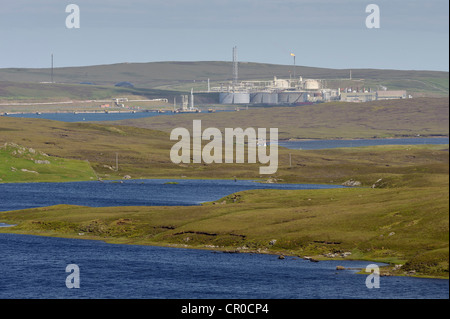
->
0, 81, 183, 102
0, 61, 448, 97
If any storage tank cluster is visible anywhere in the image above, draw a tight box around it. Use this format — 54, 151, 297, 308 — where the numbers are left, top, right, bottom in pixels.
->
219, 92, 307, 105
219, 92, 250, 104
216, 76, 337, 105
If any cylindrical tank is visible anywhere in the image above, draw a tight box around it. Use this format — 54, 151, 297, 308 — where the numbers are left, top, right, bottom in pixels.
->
273, 79, 289, 89
219, 93, 250, 104
250, 93, 278, 104
304, 79, 321, 90
232, 93, 250, 104
219, 93, 234, 104
278, 93, 306, 104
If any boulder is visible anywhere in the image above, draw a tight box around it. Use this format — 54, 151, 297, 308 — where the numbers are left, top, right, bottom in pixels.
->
21, 169, 38, 174
342, 179, 362, 187
372, 178, 383, 188
34, 160, 50, 165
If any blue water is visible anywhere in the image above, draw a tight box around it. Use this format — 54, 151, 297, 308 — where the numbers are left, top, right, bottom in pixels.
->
0, 179, 343, 212
0, 233, 448, 299
0, 180, 448, 300
4, 111, 231, 122
278, 137, 449, 150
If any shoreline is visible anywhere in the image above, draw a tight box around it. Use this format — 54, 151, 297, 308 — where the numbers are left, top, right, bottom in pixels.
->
281, 135, 450, 142
0, 177, 343, 185
0, 230, 447, 280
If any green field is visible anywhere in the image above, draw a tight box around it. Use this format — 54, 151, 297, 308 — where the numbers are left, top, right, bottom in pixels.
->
0, 142, 97, 183
0, 116, 448, 185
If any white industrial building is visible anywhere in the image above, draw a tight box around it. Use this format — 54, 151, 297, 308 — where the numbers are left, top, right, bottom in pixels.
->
215, 76, 340, 105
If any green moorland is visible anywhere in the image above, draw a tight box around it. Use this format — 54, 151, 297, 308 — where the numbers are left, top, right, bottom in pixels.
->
0, 116, 448, 185
0, 142, 97, 183
0, 116, 448, 278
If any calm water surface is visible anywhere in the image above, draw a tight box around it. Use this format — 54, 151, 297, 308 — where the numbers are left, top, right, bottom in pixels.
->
0, 233, 448, 299
278, 137, 449, 150
5, 111, 232, 122
0, 179, 448, 299
0, 179, 343, 212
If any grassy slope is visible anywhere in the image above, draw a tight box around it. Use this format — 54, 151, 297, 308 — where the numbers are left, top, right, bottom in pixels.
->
0, 143, 97, 183
0, 81, 193, 113
0, 116, 448, 185
0, 81, 189, 102
110, 97, 449, 140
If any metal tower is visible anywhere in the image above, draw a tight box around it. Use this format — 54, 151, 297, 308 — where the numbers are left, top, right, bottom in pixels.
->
190, 88, 194, 110
232, 46, 238, 88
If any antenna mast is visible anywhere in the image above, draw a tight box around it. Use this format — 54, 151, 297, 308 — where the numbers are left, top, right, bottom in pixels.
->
51, 53, 54, 83
232, 46, 238, 91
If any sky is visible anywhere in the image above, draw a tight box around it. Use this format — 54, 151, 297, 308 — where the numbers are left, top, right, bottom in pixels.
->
0, 0, 448, 71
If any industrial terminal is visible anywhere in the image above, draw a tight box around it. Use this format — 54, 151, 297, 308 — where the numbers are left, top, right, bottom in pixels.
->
193, 47, 409, 106
210, 77, 408, 105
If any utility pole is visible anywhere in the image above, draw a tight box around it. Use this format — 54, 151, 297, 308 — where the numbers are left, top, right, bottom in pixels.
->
289, 153, 292, 167
115, 152, 119, 171
51, 53, 54, 83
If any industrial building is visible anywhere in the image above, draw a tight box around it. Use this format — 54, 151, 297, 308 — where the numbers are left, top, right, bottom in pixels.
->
339, 89, 407, 102
195, 47, 410, 106
213, 80, 408, 105
376, 90, 407, 100
214, 76, 340, 105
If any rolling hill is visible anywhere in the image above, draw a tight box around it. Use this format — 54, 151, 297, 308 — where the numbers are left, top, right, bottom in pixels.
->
0, 61, 448, 97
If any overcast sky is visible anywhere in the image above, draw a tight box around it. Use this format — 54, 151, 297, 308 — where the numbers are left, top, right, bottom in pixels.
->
0, 0, 448, 70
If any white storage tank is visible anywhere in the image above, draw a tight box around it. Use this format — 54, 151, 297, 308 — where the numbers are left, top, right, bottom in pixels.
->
233, 93, 250, 104
219, 93, 233, 104
278, 92, 306, 104
304, 79, 321, 90
219, 93, 250, 104
251, 93, 278, 104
